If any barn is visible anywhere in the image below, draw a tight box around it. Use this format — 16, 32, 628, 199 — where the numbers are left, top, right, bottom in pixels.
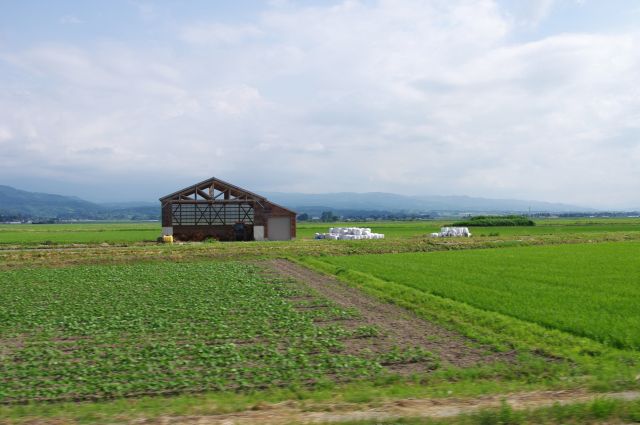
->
159, 177, 296, 242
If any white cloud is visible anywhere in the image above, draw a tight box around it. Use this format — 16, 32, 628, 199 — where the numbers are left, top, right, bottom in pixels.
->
0, 0, 639, 207
528, 0, 555, 25
135, 2, 156, 21
210, 85, 266, 115
180, 23, 263, 45
59, 15, 83, 25
501, 0, 555, 28
0, 127, 12, 143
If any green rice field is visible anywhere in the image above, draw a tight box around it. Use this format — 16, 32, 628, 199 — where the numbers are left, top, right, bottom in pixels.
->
322, 241, 640, 350
296, 218, 640, 239
1, 217, 639, 246
0, 222, 160, 246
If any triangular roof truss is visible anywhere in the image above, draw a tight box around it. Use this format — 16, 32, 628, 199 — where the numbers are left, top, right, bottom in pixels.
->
160, 176, 266, 205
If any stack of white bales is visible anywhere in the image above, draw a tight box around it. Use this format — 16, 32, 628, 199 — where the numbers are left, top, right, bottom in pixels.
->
315, 227, 385, 240
430, 227, 471, 238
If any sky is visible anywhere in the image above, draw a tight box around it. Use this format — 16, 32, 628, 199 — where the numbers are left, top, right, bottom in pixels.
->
0, 0, 639, 208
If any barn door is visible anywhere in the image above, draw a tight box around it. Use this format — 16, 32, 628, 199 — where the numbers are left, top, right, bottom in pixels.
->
267, 217, 291, 241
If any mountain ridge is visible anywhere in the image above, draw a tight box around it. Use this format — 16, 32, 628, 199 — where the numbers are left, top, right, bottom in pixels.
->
0, 185, 157, 220
0, 184, 600, 221
263, 191, 595, 213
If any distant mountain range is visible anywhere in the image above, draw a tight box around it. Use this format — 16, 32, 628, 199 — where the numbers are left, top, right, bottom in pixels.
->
264, 192, 595, 216
0, 184, 599, 222
0, 185, 158, 221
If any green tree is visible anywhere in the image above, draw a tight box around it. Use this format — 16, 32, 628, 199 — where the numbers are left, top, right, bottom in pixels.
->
321, 211, 338, 222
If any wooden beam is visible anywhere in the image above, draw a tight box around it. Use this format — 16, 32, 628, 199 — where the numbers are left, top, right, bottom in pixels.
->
197, 189, 212, 200
170, 199, 256, 205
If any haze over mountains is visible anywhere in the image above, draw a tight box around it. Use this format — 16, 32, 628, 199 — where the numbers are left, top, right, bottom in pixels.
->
265, 192, 594, 216
0, 185, 605, 222
0, 185, 157, 221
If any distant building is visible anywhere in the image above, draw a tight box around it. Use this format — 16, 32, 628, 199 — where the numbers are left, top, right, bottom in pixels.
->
159, 176, 296, 241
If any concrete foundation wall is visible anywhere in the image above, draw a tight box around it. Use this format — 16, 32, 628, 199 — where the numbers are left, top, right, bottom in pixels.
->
172, 225, 254, 242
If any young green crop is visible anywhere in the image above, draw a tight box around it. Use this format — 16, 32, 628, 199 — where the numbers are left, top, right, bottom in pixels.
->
0, 262, 434, 403
322, 241, 640, 350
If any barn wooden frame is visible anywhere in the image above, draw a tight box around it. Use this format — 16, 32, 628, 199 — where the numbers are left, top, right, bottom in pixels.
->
159, 177, 296, 241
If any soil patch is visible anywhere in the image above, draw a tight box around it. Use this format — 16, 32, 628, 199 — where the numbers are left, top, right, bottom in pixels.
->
263, 259, 514, 369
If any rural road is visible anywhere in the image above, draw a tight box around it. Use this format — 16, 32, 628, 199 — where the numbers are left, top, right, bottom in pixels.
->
132, 389, 640, 424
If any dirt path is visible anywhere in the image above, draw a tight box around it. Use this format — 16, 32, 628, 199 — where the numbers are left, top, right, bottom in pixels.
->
133, 389, 640, 424
264, 259, 513, 368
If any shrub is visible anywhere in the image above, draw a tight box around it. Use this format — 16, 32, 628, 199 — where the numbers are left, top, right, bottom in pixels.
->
451, 215, 535, 227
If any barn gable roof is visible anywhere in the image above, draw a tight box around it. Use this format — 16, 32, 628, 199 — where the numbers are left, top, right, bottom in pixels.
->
159, 176, 296, 214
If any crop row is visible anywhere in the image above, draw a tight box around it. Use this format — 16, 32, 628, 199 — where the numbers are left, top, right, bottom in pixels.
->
0, 262, 435, 403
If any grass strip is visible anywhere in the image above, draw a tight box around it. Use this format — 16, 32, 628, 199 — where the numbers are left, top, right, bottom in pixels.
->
294, 256, 640, 393
2, 231, 640, 271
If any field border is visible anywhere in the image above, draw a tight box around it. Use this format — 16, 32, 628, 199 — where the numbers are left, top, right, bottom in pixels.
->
3, 231, 640, 271
292, 255, 640, 393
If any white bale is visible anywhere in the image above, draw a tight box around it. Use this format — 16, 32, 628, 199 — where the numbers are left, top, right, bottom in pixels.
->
316, 227, 385, 241
435, 226, 471, 238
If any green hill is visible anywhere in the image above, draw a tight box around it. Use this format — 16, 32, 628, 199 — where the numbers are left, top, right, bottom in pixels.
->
0, 185, 158, 221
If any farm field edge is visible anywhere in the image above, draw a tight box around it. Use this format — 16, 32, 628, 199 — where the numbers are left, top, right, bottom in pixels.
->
1, 217, 640, 247
294, 252, 640, 392
315, 241, 640, 350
